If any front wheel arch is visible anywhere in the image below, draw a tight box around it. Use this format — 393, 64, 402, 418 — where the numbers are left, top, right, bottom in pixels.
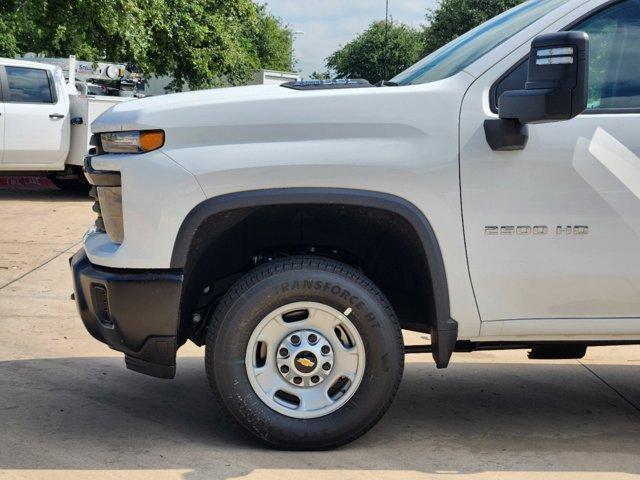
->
174, 188, 457, 367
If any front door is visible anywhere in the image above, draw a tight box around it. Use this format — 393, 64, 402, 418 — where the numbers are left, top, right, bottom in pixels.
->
1, 65, 69, 169
460, 0, 640, 322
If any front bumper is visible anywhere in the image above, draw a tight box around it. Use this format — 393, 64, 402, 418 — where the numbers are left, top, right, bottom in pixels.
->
70, 248, 183, 379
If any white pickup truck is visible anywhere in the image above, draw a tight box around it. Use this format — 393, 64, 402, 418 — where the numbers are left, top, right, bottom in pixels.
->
71, 0, 640, 449
0, 57, 130, 190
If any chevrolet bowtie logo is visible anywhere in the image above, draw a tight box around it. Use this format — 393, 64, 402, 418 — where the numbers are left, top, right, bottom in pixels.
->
297, 358, 315, 368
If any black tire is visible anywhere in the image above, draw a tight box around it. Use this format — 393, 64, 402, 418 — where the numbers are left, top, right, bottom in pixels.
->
50, 174, 90, 193
205, 256, 404, 450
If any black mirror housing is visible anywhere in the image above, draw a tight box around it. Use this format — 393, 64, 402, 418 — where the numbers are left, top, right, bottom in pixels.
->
499, 31, 589, 124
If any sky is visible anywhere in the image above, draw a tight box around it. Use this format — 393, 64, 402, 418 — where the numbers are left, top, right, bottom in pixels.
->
259, 0, 439, 78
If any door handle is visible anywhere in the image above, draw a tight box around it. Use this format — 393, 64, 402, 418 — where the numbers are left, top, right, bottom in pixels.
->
49, 113, 65, 119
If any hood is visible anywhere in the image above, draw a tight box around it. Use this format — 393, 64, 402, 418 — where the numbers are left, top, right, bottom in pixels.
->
90, 73, 474, 149
91, 83, 295, 133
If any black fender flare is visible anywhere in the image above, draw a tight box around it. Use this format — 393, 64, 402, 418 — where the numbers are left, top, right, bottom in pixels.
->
171, 188, 457, 367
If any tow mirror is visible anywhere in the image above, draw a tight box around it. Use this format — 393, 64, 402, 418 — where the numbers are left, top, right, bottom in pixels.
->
485, 31, 589, 151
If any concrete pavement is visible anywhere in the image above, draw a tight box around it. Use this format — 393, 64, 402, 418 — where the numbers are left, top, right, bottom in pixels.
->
1, 185, 640, 480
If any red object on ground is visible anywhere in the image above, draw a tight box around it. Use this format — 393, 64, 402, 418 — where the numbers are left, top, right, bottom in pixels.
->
0, 176, 55, 189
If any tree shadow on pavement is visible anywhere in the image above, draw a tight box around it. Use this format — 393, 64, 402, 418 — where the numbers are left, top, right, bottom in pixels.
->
1, 357, 639, 479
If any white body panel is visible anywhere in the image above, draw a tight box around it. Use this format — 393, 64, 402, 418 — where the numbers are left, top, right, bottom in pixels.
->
3, 101, 69, 169
67, 95, 131, 167
89, 76, 482, 337
459, 0, 640, 337
1, 59, 70, 170
84, 0, 640, 342
84, 150, 206, 271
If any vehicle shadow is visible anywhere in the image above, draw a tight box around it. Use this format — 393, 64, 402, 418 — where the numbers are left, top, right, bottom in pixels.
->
0, 186, 91, 202
1, 356, 639, 479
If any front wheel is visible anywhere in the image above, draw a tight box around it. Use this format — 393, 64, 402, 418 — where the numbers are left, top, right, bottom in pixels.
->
205, 256, 404, 449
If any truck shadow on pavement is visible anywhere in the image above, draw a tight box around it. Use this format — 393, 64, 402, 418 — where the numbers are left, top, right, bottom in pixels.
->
0, 187, 91, 203
1, 356, 640, 479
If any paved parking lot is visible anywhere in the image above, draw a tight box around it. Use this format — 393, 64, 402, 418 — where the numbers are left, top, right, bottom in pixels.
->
1, 184, 640, 480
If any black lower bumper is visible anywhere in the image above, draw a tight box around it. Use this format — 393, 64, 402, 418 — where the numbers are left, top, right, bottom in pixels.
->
70, 249, 183, 379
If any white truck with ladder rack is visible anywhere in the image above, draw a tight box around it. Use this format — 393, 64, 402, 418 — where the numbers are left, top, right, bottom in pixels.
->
0, 55, 136, 190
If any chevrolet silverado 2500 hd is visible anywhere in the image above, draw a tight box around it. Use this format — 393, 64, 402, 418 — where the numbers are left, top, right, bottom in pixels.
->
71, 0, 640, 449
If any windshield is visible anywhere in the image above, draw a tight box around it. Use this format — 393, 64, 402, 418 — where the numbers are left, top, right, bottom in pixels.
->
392, 0, 567, 85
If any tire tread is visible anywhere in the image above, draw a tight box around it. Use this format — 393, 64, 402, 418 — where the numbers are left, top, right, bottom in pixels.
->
205, 255, 404, 450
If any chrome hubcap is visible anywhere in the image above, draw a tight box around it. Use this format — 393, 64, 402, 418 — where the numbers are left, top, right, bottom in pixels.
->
245, 301, 365, 419
276, 329, 334, 387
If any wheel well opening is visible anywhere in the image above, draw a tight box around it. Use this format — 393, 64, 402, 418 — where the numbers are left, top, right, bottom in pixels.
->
178, 203, 437, 346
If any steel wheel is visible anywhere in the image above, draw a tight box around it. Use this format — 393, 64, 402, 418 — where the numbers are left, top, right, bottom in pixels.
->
245, 301, 366, 419
206, 256, 404, 449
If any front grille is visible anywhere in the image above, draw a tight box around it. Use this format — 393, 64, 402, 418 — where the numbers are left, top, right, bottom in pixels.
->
89, 133, 104, 155
85, 155, 123, 243
88, 181, 124, 243
89, 186, 106, 233
98, 187, 124, 243
94, 187, 124, 243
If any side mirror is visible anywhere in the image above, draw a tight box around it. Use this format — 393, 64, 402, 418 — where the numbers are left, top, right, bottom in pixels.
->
500, 31, 589, 123
485, 31, 589, 151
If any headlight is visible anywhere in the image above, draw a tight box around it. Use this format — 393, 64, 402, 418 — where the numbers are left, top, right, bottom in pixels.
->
100, 130, 165, 154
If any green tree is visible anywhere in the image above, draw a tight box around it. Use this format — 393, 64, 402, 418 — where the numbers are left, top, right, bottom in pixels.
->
253, 6, 294, 75
422, 0, 523, 55
310, 70, 331, 80
326, 20, 422, 83
0, 0, 292, 91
